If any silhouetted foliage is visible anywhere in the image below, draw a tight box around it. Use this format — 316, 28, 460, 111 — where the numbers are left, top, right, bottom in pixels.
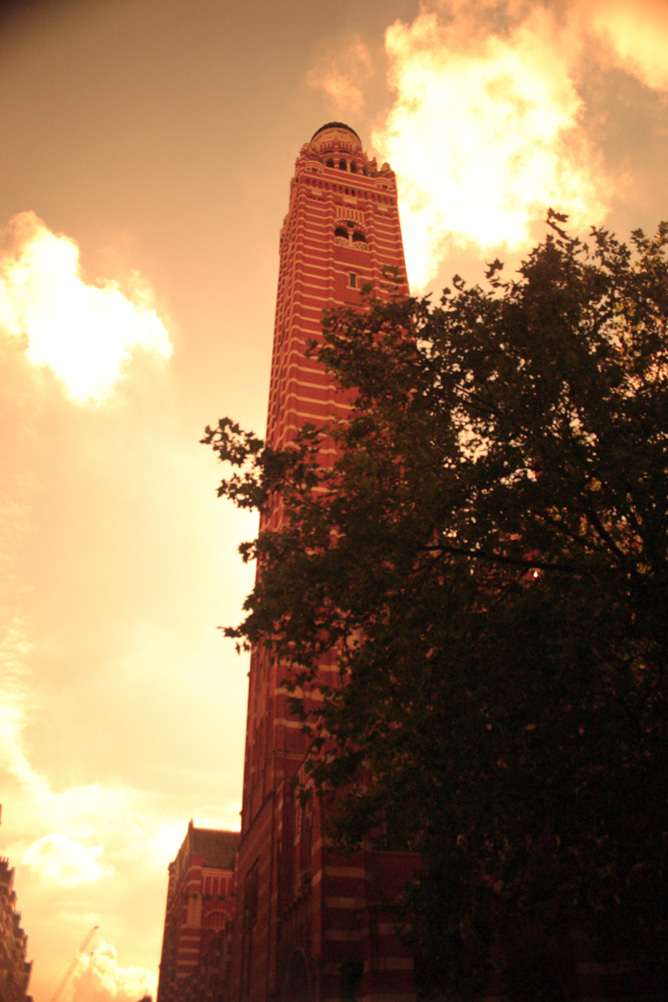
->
204, 215, 668, 998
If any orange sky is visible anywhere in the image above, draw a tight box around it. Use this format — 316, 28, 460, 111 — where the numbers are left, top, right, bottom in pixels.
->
2, 1, 668, 1000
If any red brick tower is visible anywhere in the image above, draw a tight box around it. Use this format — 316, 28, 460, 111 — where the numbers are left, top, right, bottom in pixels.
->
231, 124, 416, 1002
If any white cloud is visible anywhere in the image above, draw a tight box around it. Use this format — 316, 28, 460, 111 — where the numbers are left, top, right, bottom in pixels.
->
307, 37, 374, 116
0, 212, 172, 402
581, 0, 668, 92
22, 834, 114, 886
373, 4, 609, 287
0, 615, 48, 802
70, 941, 157, 1002
0, 621, 136, 838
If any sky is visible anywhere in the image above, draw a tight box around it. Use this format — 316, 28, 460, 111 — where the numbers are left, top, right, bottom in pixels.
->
1, 0, 668, 999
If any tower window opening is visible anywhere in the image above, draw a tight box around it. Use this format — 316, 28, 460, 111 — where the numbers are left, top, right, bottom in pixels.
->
335, 226, 349, 240
352, 231, 367, 244
326, 159, 334, 168
339, 159, 347, 171
350, 162, 357, 173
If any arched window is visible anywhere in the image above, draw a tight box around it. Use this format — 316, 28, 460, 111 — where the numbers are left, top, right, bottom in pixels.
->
334, 226, 349, 240
339, 158, 347, 171
326, 159, 334, 168
350, 162, 358, 173
299, 801, 312, 873
352, 231, 367, 243
284, 950, 312, 1002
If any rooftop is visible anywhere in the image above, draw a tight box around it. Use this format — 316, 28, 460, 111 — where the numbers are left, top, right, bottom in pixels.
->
187, 824, 239, 870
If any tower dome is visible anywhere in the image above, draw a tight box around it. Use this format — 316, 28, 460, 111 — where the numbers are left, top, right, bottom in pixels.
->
309, 122, 363, 156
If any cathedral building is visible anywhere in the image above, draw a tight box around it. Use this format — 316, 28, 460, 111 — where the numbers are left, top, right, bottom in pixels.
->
157, 123, 417, 1002
227, 123, 418, 1002
156, 821, 239, 1002
156, 123, 667, 1002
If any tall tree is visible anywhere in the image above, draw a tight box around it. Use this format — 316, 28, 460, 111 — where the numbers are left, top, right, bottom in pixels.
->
204, 217, 668, 998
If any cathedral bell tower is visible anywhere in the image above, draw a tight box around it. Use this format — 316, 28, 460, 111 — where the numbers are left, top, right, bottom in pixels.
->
230, 124, 416, 1002
267, 122, 408, 459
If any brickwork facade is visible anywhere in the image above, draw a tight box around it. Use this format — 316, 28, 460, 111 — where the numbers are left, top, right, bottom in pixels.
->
228, 124, 419, 1002
156, 821, 239, 1002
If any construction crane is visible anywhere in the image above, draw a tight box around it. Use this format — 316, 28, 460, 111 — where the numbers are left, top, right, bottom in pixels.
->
50, 924, 99, 1002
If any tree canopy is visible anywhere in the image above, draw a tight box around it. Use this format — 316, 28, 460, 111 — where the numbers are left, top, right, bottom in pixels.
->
203, 216, 668, 998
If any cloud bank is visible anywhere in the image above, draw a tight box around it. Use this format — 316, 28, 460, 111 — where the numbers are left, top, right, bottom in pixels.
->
71, 941, 157, 1002
373, 2, 609, 286
22, 834, 114, 886
307, 38, 374, 117
0, 212, 172, 402
585, 0, 668, 91
307, 0, 668, 288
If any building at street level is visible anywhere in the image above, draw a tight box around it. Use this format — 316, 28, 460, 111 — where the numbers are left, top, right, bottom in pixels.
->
228, 123, 417, 1002
156, 821, 239, 1002
0, 807, 33, 1002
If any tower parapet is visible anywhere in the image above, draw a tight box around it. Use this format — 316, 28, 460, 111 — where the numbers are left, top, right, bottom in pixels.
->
297, 121, 395, 187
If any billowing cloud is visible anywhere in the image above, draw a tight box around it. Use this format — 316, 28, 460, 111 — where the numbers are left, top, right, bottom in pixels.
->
583, 0, 668, 91
373, 4, 609, 287
307, 38, 374, 116
0, 212, 172, 402
22, 834, 114, 886
71, 941, 157, 1002
0, 616, 45, 798
0, 613, 130, 838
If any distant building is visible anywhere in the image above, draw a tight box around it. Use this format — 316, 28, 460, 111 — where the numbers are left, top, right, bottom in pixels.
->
0, 807, 33, 1002
156, 821, 239, 1002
